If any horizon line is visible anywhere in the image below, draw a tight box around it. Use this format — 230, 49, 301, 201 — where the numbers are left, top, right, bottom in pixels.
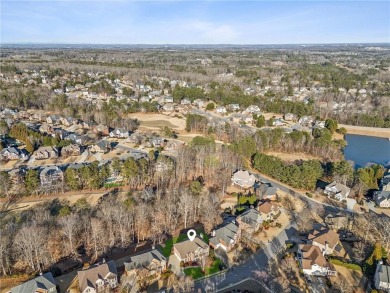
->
2, 42, 390, 46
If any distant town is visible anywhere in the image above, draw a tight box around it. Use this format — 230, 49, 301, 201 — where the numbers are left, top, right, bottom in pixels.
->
1, 44, 389, 293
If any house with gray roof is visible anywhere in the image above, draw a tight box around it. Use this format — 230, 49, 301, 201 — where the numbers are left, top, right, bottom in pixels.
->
237, 207, 263, 234
8, 272, 57, 293
374, 190, 390, 208
324, 181, 351, 201
375, 260, 390, 292
77, 260, 118, 293
232, 170, 256, 189
124, 248, 167, 280
109, 128, 129, 139
40, 166, 63, 187
89, 140, 112, 154
209, 222, 241, 252
0, 147, 28, 161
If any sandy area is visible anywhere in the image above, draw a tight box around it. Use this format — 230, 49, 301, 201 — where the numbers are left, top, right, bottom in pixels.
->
128, 113, 186, 131
265, 151, 320, 162
340, 124, 390, 138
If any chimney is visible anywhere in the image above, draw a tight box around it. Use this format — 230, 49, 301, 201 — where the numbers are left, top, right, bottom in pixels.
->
324, 241, 329, 256
152, 245, 155, 250
212, 230, 216, 237
102, 258, 106, 264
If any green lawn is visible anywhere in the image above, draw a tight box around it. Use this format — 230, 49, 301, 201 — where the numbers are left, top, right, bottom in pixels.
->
159, 233, 192, 257
183, 259, 223, 279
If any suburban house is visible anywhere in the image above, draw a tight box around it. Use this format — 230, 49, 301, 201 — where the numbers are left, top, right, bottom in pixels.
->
77, 260, 118, 293
228, 104, 240, 111
244, 105, 261, 115
209, 222, 241, 252
164, 140, 184, 151
308, 226, 342, 255
297, 244, 336, 276
46, 114, 61, 125
380, 172, 390, 191
40, 166, 63, 186
39, 124, 54, 135
61, 144, 81, 157
164, 96, 174, 103
0, 147, 28, 161
173, 237, 209, 264
374, 260, 390, 291
193, 99, 205, 108
231, 170, 256, 189
324, 212, 350, 231
64, 134, 87, 145
374, 191, 390, 208
261, 184, 279, 201
324, 181, 351, 201
257, 201, 281, 222
8, 272, 57, 293
181, 98, 191, 105
298, 116, 314, 126
284, 113, 297, 121
237, 207, 263, 234
109, 128, 129, 139
93, 124, 110, 136
124, 248, 167, 280
89, 140, 112, 154
34, 146, 59, 160
216, 106, 227, 114
162, 104, 174, 112
61, 116, 78, 127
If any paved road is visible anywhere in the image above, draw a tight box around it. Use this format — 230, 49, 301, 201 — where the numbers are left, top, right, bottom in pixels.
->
253, 172, 351, 214
194, 223, 297, 292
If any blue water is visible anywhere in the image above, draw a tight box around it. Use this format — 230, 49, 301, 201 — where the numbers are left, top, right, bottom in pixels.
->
344, 134, 390, 168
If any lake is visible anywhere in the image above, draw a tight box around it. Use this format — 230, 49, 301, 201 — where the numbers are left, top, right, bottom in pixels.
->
344, 134, 390, 168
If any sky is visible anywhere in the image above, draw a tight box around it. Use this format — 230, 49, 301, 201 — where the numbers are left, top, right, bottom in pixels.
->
1, 1, 389, 44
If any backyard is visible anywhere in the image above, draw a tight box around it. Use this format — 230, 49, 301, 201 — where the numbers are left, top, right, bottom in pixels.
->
159, 229, 210, 257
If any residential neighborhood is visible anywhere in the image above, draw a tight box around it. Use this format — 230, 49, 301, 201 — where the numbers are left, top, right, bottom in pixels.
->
1, 42, 389, 293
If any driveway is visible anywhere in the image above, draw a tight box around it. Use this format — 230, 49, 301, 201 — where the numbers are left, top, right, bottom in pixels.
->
168, 254, 183, 277
194, 224, 297, 292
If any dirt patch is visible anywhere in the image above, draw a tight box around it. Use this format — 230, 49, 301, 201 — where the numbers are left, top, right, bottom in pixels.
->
265, 151, 321, 162
0, 275, 29, 293
333, 264, 366, 292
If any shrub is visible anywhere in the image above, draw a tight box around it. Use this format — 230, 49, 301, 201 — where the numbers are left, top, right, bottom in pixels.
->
329, 258, 362, 272
306, 192, 313, 198
286, 243, 295, 249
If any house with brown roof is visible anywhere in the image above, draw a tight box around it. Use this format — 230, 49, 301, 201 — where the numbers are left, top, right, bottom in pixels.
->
77, 260, 118, 293
61, 144, 81, 157
34, 146, 59, 160
298, 244, 336, 276
324, 212, 351, 231
257, 201, 281, 222
308, 226, 341, 255
173, 237, 209, 264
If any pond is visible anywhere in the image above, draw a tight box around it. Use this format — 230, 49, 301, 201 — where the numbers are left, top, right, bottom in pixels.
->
344, 134, 390, 168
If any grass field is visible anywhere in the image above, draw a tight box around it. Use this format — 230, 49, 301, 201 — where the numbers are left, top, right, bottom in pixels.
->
183, 259, 223, 279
